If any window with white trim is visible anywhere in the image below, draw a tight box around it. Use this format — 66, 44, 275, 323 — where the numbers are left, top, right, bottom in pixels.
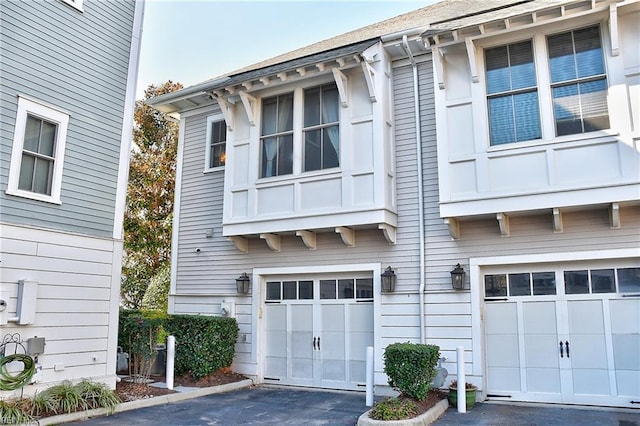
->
205, 115, 226, 170
485, 25, 609, 145
260, 82, 340, 178
6, 97, 69, 204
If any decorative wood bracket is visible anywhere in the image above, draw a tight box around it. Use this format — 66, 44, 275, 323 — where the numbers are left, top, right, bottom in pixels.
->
465, 37, 479, 83
609, 4, 619, 56
496, 213, 510, 237
238, 91, 257, 126
432, 47, 445, 90
443, 218, 460, 240
228, 236, 248, 254
610, 202, 621, 229
361, 61, 377, 103
335, 226, 355, 247
260, 233, 281, 252
295, 230, 317, 250
331, 68, 349, 108
553, 208, 563, 233
212, 92, 234, 131
378, 224, 396, 244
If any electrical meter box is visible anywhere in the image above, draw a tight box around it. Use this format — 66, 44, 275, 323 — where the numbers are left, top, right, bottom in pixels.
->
27, 337, 46, 355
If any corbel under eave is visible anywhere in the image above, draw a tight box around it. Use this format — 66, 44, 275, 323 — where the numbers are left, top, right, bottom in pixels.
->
260, 233, 281, 252
465, 37, 479, 83
432, 47, 445, 90
609, 4, 619, 57
331, 68, 349, 108
295, 230, 317, 250
496, 213, 510, 237
553, 208, 563, 233
361, 61, 377, 103
443, 218, 460, 240
610, 202, 621, 229
228, 236, 248, 253
212, 92, 234, 131
378, 224, 396, 244
238, 91, 257, 126
335, 226, 355, 247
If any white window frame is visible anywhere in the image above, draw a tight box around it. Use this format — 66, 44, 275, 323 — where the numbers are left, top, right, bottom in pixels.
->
479, 21, 613, 150
60, 0, 84, 12
204, 114, 226, 172
6, 97, 69, 204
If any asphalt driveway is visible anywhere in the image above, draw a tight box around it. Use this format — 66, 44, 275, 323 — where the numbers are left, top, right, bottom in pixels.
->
76, 386, 640, 426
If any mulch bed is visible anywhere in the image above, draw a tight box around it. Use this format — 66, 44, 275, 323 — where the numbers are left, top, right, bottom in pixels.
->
116, 370, 248, 402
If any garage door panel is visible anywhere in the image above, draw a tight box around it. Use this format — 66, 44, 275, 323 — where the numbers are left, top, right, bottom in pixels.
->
322, 304, 345, 331
488, 367, 521, 391
350, 332, 373, 361
610, 299, 640, 334
523, 302, 557, 334
487, 334, 519, 367
266, 330, 287, 357
572, 369, 610, 395
292, 358, 313, 379
350, 360, 366, 383
322, 331, 345, 358
526, 368, 561, 393
524, 335, 559, 368
616, 370, 640, 397
322, 359, 346, 381
485, 303, 517, 334
612, 334, 640, 370
570, 334, 608, 369
265, 356, 287, 377
568, 300, 604, 334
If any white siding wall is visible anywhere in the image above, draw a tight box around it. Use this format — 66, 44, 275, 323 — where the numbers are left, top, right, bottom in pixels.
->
0, 223, 122, 396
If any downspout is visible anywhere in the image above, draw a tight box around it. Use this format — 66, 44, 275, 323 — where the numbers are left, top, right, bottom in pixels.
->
401, 35, 426, 344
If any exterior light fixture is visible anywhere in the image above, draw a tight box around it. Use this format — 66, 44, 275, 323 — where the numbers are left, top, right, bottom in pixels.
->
236, 272, 251, 295
451, 263, 466, 290
381, 266, 396, 293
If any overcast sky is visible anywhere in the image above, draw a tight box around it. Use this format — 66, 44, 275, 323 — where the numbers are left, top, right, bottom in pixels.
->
136, 0, 433, 99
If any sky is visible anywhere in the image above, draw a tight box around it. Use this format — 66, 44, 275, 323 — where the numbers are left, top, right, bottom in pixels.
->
136, 0, 434, 99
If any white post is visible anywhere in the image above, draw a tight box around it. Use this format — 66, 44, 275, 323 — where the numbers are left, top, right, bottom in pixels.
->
456, 346, 466, 413
166, 335, 175, 390
366, 346, 374, 406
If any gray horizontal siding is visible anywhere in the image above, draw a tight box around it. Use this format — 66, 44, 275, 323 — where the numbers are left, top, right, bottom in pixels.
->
0, 0, 136, 237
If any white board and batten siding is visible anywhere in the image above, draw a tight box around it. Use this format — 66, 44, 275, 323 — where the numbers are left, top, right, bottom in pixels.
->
0, 223, 123, 394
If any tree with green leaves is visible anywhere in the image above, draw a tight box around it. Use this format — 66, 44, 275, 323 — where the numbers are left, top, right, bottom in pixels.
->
121, 81, 183, 309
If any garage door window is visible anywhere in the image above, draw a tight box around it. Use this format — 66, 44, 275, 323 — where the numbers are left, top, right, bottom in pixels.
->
485, 272, 555, 297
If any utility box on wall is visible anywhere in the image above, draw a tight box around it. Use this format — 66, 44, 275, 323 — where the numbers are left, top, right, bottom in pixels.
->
17, 280, 38, 325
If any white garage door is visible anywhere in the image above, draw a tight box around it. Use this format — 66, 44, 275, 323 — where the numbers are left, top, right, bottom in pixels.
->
484, 264, 640, 408
263, 275, 374, 390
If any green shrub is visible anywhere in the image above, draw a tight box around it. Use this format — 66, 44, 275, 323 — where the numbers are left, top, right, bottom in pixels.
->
118, 309, 168, 381
141, 264, 171, 312
0, 398, 34, 424
369, 397, 418, 421
384, 342, 440, 401
165, 315, 238, 379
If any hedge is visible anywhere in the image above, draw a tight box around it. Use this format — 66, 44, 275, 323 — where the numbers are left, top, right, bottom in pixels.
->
384, 342, 440, 401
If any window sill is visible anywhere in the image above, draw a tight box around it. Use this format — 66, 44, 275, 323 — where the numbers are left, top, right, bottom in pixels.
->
203, 166, 225, 174
486, 129, 620, 154
256, 168, 341, 186
5, 189, 62, 205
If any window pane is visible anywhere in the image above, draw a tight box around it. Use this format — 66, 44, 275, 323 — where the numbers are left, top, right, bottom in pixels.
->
553, 84, 582, 136
304, 129, 321, 172
548, 31, 576, 83
33, 157, 53, 195
513, 91, 541, 141
283, 281, 297, 300
509, 273, 531, 296
262, 97, 277, 135
485, 45, 510, 94
211, 121, 226, 143
580, 79, 609, 132
278, 134, 293, 175
277, 94, 294, 133
322, 127, 339, 168
573, 26, 604, 78
320, 280, 336, 299
488, 96, 515, 145
591, 269, 615, 293
304, 87, 320, 127
356, 278, 373, 299
564, 270, 589, 294
299, 280, 313, 300
618, 268, 640, 293
321, 85, 339, 123
40, 120, 56, 157
509, 40, 535, 90
18, 154, 35, 191
24, 116, 41, 152
338, 279, 354, 299
261, 137, 277, 177
533, 272, 556, 295
484, 274, 507, 297
266, 281, 281, 300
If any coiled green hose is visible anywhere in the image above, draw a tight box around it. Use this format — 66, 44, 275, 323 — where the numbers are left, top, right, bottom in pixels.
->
0, 354, 35, 390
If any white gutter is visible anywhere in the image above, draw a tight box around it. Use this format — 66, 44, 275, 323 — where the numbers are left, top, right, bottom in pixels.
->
401, 35, 427, 344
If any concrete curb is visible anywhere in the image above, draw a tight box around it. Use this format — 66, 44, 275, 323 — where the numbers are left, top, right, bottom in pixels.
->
357, 399, 449, 426
37, 379, 254, 425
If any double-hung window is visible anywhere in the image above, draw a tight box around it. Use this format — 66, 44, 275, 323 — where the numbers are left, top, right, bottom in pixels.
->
261, 93, 293, 178
485, 25, 609, 146
303, 84, 339, 172
260, 82, 340, 178
547, 26, 609, 136
6, 97, 69, 204
205, 115, 226, 169
485, 40, 541, 145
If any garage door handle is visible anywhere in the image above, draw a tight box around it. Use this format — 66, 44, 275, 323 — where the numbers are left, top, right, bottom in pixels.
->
313, 337, 317, 350
317, 337, 320, 350
565, 341, 570, 358
559, 341, 564, 358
